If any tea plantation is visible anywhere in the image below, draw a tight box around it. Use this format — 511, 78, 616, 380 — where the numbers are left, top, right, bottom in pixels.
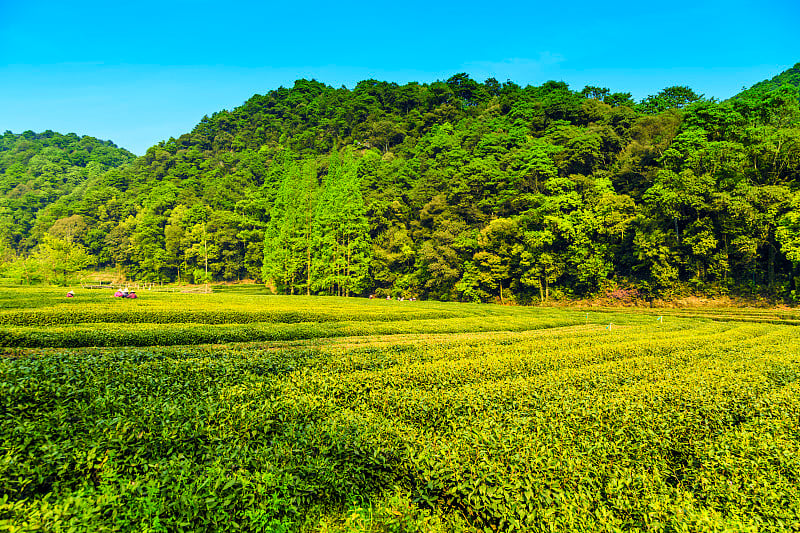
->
1, 287, 799, 532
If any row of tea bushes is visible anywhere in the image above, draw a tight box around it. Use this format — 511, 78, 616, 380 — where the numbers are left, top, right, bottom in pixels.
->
0, 288, 460, 312
391, 326, 800, 530
0, 313, 588, 348
587, 305, 800, 326
2, 315, 799, 531
0, 307, 463, 327
0, 291, 473, 327
0, 343, 428, 531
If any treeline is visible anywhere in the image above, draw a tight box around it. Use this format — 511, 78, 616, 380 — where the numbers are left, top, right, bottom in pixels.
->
734, 62, 800, 102
1, 67, 800, 302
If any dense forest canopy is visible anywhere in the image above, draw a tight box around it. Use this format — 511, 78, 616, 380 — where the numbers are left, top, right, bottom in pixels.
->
2, 66, 800, 302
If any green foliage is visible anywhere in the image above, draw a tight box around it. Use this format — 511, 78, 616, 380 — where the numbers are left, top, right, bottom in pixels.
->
0, 290, 581, 348
0, 131, 134, 255
638, 86, 705, 115
312, 150, 371, 296
732, 62, 800, 102
262, 151, 317, 294
3, 65, 800, 300
1, 292, 800, 530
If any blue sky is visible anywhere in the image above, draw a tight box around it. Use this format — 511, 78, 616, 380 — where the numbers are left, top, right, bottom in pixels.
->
1, 0, 798, 155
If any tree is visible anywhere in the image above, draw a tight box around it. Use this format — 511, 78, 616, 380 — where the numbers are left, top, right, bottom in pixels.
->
36, 233, 92, 286
368, 120, 406, 153
517, 227, 562, 303
262, 151, 317, 294
605, 92, 635, 107
639, 86, 704, 114
581, 86, 610, 101
777, 191, 800, 298
4, 69, 800, 300
312, 150, 371, 296
164, 204, 189, 282
416, 217, 472, 301
184, 204, 214, 284
472, 218, 521, 303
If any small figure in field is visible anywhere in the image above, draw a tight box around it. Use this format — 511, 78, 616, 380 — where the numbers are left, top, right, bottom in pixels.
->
114, 287, 137, 298
66, 290, 75, 298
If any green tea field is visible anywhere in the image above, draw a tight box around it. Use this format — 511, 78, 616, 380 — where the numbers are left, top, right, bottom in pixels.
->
1, 288, 799, 532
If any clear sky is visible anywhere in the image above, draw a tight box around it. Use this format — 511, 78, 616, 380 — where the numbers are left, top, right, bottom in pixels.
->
1, 0, 798, 155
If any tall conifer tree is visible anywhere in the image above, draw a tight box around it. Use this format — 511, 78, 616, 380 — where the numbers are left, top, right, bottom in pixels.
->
312, 150, 371, 296
262, 151, 318, 293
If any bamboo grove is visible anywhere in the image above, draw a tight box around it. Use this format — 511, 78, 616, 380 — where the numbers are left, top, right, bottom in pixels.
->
1, 64, 800, 301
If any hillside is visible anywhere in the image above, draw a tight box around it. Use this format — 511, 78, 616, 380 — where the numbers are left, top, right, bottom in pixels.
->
1, 72, 800, 301
732, 62, 800, 100
0, 130, 135, 253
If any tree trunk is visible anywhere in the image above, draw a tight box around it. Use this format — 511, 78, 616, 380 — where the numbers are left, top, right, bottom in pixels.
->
723, 235, 729, 285
768, 242, 776, 289
203, 226, 208, 281
307, 245, 311, 296
794, 263, 800, 296
346, 235, 351, 297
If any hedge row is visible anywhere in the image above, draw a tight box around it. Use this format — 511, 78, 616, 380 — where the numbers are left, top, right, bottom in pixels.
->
0, 307, 461, 327
2, 317, 799, 530
0, 314, 586, 348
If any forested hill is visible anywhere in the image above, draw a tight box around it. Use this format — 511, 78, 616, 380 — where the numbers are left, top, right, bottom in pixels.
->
732, 62, 800, 101
0, 131, 135, 252
2, 71, 800, 302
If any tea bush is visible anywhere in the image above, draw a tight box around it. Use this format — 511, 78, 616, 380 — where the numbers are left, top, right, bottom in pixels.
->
1, 290, 799, 531
0, 289, 592, 348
